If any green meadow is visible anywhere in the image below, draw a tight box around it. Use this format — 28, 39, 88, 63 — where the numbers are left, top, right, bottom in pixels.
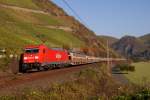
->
0, 0, 40, 9
0, 6, 85, 54
125, 62, 150, 84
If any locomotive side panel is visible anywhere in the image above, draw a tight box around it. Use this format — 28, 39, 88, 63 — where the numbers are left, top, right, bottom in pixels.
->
42, 48, 69, 66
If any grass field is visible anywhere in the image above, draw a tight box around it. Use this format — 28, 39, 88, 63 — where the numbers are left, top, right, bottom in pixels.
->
125, 62, 150, 84
0, 6, 85, 54
0, 0, 40, 9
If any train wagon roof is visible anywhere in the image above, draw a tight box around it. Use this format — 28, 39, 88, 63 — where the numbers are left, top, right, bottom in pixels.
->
24, 45, 67, 52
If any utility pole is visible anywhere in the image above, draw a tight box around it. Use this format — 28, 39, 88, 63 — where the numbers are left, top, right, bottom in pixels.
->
107, 40, 110, 67
107, 40, 111, 75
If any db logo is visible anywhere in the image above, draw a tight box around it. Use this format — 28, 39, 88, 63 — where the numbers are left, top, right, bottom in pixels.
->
56, 54, 62, 59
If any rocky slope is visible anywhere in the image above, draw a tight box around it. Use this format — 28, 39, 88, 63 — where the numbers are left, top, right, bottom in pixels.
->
112, 35, 150, 60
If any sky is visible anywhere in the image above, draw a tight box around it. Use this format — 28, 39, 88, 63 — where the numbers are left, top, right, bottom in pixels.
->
52, 0, 150, 38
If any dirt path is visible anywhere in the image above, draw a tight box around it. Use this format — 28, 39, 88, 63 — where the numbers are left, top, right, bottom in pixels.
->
111, 66, 129, 85
0, 4, 73, 32
0, 63, 99, 95
112, 73, 129, 85
44, 25, 72, 32
0, 4, 49, 15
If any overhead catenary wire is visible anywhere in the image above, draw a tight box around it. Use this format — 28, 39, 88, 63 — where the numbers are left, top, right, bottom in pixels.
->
61, 0, 90, 28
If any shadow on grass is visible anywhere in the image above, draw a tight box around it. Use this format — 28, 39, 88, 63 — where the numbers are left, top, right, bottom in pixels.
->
112, 72, 128, 74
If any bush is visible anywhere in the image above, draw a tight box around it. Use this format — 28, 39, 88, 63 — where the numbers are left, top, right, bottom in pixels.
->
128, 66, 135, 72
0, 57, 10, 71
0, 96, 16, 100
113, 89, 150, 100
115, 64, 135, 72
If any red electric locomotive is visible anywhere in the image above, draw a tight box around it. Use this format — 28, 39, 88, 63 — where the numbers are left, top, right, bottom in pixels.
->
21, 45, 70, 72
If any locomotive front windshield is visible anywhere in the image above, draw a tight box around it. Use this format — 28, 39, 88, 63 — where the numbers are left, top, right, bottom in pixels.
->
25, 48, 39, 53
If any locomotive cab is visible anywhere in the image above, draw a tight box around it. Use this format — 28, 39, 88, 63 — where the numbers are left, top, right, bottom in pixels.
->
24, 48, 40, 63
21, 45, 45, 72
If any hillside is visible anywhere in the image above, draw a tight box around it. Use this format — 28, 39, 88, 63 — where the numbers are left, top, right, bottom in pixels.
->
112, 35, 150, 60
0, 0, 84, 51
139, 33, 150, 48
0, 0, 117, 57
97, 35, 118, 45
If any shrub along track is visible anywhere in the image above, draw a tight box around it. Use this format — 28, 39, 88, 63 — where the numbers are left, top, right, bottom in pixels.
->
0, 63, 101, 95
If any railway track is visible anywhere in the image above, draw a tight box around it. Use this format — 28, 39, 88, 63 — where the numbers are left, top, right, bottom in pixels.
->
0, 58, 126, 89
0, 63, 100, 95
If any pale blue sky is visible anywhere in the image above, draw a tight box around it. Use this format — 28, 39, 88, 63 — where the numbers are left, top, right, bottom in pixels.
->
52, 0, 150, 38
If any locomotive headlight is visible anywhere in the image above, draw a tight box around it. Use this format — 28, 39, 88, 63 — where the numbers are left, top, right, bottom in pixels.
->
35, 56, 39, 59
24, 57, 27, 60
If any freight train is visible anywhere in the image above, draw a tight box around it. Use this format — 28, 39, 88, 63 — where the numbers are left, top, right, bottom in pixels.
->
20, 45, 101, 72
